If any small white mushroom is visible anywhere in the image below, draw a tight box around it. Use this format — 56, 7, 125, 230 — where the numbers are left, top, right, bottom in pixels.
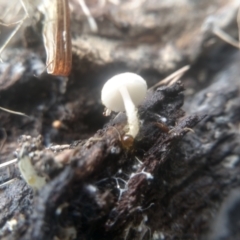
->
101, 72, 147, 138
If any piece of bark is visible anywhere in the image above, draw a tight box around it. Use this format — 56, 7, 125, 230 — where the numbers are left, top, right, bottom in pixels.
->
0, 80, 216, 239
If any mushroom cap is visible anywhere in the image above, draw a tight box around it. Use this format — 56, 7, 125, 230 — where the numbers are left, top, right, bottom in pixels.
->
101, 72, 147, 112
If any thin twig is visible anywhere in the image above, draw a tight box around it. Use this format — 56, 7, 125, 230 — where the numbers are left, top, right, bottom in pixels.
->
213, 26, 239, 49
20, 0, 30, 18
0, 106, 31, 118
149, 65, 190, 90
78, 0, 98, 32
0, 178, 16, 188
0, 18, 26, 61
0, 158, 17, 168
0, 0, 29, 61
0, 19, 26, 27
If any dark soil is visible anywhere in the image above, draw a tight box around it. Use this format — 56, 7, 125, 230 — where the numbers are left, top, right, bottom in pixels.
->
0, 1, 240, 240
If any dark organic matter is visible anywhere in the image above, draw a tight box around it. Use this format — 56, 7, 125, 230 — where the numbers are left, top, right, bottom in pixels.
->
0, 1, 240, 240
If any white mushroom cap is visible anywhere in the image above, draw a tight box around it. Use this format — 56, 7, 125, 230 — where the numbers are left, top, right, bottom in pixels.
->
101, 72, 147, 112
101, 72, 147, 138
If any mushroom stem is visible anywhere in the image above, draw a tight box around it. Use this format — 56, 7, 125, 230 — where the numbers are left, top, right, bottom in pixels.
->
119, 86, 139, 138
